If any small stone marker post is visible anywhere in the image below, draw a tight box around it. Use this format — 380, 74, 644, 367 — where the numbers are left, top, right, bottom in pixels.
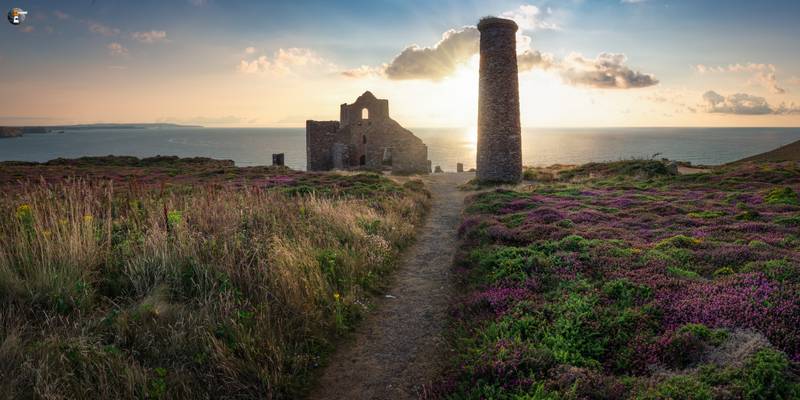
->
272, 153, 285, 166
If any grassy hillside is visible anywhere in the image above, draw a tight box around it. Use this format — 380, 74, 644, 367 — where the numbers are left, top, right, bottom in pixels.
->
0, 156, 430, 399
734, 139, 800, 163
429, 160, 800, 399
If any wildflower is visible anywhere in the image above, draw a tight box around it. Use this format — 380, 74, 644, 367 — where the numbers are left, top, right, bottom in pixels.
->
58, 218, 68, 226
333, 293, 341, 302
16, 204, 32, 220
83, 214, 93, 224
42, 229, 52, 238
167, 210, 182, 227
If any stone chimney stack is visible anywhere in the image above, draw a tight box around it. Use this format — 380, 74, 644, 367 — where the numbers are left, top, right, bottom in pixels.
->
476, 17, 522, 183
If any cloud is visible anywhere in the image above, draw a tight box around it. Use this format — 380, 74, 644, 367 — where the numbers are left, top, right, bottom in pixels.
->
341, 65, 385, 79
53, 10, 70, 20
774, 103, 800, 115
557, 53, 658, 89
701, 90, 800, 115
790, 77, 800, 85
517, 50, 556, 71
755, 71, 785, 94
341, 12, 657, 90
695, 62, 786, 94
238, 48, 334, 76
500, 5, 559, 31
88, 21, 120, 36
156, 115, 245, 125
621, 0, 648, 3
382, 27, 479, 80
641, 89, 697, 114
245, 46, 256, 54
186, 116, 243, 124
131, 30, 168, 43
188, 0, 207, 6
107, 42, 129, 57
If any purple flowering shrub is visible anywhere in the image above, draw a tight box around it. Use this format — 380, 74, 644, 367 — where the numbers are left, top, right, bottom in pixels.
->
429, 161, 800, 399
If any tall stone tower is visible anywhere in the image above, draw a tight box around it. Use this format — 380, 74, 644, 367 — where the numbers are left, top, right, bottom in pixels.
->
476, 17, 522, 183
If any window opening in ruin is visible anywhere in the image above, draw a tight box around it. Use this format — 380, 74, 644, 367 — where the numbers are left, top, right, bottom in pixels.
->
362, 135, 367, 144
362, 108, 369, 120
359, 155, 366, 165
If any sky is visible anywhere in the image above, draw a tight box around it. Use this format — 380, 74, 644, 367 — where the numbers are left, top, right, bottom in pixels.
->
1, 0, 799, 128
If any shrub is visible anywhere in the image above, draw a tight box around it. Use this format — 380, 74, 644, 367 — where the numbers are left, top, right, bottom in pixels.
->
557, 234, 592, 252
740, 349, 799, 399
713, 267, 736, 278
774, 214, 800, 226
559, 160, 672, 180
471, 246, 549, 283
741, 259, 798, 283
677, 323, 728, 346
541, 294, 606, 368
764, 187, 799, 205
688, 210, 726, 219
660, 324, 728, 369
736, 210, 761, 221
640, 375, 713, 400
667, 266, 700, 279
602, 278, 652, 308
655, 235, 702, 250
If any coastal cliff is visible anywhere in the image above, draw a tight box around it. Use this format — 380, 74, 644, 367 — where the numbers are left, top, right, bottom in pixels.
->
0, 123, 201, 139
733, 139, 800, 163
0, 127, 23, 138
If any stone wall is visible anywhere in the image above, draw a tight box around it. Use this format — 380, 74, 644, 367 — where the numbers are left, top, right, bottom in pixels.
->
307, 91, 428, 174
340, 92, 389, 126
331, 142, 350, 169
476, 17, 522, 183
392, 142, 429, 174
306, 120, 340, 171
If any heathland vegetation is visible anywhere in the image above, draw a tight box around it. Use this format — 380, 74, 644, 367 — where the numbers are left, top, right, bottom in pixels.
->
0, 156, 430, 398
428, 160, 800, 399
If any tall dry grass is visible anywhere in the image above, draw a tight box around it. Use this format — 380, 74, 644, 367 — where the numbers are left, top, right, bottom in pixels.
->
0, 177, 429, 399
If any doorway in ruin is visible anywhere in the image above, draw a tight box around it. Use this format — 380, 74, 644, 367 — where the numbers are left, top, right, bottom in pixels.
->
359, 154, 366, 166
382, 147, 393, 166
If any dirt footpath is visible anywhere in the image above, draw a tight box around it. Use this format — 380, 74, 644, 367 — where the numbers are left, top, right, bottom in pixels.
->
308, 172, 472, 400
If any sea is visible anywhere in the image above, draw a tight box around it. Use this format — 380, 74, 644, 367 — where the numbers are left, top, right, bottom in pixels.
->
1, 127, 798, 171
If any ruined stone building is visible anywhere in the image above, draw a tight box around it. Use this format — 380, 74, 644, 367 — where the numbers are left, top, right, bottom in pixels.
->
476, 17, 522, 183
306, 91, 429, 174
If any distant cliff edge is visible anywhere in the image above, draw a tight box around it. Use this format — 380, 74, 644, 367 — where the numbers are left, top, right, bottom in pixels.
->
0, 123, 203, 138
732, 139, 800, 163
0, 127, 23, 138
